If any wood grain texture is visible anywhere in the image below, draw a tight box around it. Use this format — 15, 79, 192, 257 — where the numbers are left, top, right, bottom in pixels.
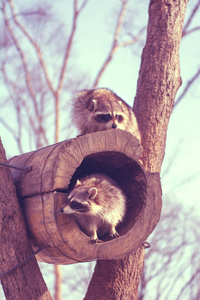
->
9, 130, 162, 264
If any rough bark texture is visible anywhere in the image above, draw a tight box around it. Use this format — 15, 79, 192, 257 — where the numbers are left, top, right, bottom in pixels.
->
85, 247, 145, 300
84, 0, 188, 299
0, 138, 52, 300
134, 0, 188, 172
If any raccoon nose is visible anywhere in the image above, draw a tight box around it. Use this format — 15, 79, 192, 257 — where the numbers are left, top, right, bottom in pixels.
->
112, 123, 117, 129
59, 207, 64, 213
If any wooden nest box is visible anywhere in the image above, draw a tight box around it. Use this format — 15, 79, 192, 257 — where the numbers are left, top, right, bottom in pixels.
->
9, 130, 162, 265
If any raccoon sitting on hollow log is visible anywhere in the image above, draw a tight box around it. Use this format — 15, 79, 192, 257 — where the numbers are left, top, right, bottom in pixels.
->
72, 88, 141, 142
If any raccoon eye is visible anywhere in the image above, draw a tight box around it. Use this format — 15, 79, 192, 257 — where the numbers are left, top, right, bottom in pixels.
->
115, 114, 124, 123
70, 201, 84, 210
94, 114, 112, 123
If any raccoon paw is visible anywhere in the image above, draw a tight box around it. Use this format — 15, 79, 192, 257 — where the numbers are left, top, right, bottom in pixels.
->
109, 230, 120, 239
89, 230, 101, 243
90, 237, 103, 244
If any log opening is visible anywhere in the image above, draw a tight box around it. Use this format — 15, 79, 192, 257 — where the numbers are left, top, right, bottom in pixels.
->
59, 151, 147, 239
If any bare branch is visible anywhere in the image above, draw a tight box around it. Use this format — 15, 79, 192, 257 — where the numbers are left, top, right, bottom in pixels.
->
2, 2, 36, 105
118, 26, 146, 47
7, 0, 55, 96
54, 0, 86, 142
173, 67, 200, 109
0, 117, 23, 154
182, 0, 200, 36
78, 0, 89, 13
176, 268, 200, 299
92, 0, 128, 88
56, 0, 79, 94
2, 1, 50, 147
182, 26, 200, 37
1, 59, 49, 148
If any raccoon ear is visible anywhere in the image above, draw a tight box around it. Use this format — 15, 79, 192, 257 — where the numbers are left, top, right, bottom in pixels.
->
118, 100, 123, 107
76, 180, 82, 186
88, 99, 97, 112
88, 187, 98, 200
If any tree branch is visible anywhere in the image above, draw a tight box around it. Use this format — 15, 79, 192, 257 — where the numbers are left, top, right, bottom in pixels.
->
1, 60, 49, 148
92, 0, 128, 88
7, 0, 55, 96
182, 0, 200, 36
173, 67, 200, 109
2, 1, 49, 147
54, 0, 87, 142
2, 1, 36, 105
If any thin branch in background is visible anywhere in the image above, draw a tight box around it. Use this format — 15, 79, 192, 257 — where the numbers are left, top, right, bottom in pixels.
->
165, 170, 200, 196
92, 1, 145, 88
54, 0, 88, 142
78, 0, 89, 13
182, 26, 200, 37
6, 0, 55, 95
54, 265, 62, 300
173, 67, 200, 109
139, 206, 200, 299
15, 99, 23, 153
92, 0, 128, 88
118, 26, 146, 48
2, 0, 50, 147
54, 0, 78, 142
161, 140, 182, 179
1, 59, 49, 148
1, 62, 23, 153
56, 0, 80, 94
2, 2, 36, 105
182, 0, 200, 36
6, 0, 55, 103
0, 117, 23, 154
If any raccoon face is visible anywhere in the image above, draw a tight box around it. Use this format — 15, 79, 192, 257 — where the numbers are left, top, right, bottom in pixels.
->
88, 98, 127, 130
59, 186, 99, 215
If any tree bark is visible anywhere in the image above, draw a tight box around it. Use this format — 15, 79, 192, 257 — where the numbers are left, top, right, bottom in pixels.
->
0, 138, 52, 300
84, 0, 188, 299
134, 0, 188, 173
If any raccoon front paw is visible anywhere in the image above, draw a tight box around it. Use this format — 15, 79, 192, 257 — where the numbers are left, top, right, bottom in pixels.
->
90, 231, 103, 243
109, 230, 120, 239
90, 237, 103, 243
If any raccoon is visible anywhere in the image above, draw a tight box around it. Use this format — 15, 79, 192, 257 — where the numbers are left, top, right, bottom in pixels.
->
72, 88, 141, 141
59, 173, 126, 242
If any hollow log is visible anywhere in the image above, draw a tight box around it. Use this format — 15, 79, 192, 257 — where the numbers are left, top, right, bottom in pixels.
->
9, 130, 162, 265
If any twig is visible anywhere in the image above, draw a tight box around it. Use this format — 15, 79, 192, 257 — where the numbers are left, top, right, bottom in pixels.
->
182, 26, 200, 37
173, 68, 200, 109
92, 0, 129, 88
7, 0, 55, 95
2, 2, 36, 106
182, 0, 200, 36
2, 1, 49, 147
54, 0, 85, 142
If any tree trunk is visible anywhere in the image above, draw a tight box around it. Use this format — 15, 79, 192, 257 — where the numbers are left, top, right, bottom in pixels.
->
0, 138, 52, 300
84, 0, 188, 299
134, 0, 188, 173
